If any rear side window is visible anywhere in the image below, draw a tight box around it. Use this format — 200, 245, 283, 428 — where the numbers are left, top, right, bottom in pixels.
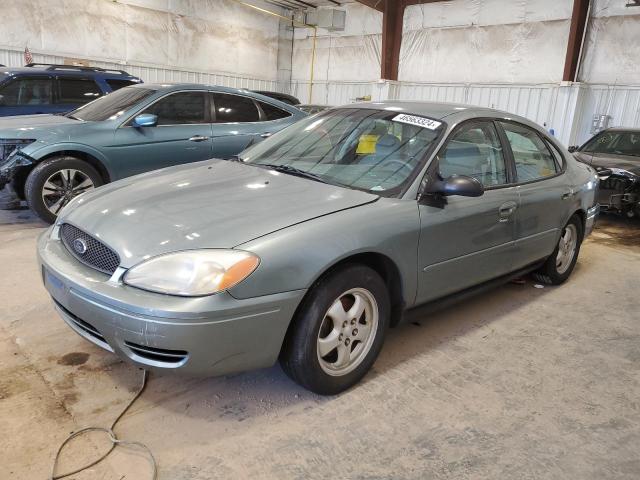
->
106, 79, 139, 91
142, 91, 207, 125
258, 101, 291, 121
57, 78, 102, 104
0, 77, 53, 106
211, 93, 259, 123
500, 122, 558, 182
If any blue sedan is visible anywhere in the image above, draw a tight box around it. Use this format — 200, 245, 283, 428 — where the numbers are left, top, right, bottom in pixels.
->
0, 84, 306, 222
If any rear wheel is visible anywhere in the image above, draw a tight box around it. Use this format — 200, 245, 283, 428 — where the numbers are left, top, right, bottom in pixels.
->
280, 264, 390, 395
533, 214, 583, 285
25, 156, 102, 224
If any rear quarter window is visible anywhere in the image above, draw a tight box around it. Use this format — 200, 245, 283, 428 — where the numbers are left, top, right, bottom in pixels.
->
106, 79, 139, 91
258, 101, 291, 121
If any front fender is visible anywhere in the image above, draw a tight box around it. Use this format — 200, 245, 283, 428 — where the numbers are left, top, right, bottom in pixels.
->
229, 198, 421, 307
27, 142, 113, 178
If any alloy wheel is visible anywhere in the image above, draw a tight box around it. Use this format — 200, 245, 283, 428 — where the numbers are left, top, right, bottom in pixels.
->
41, 169, 95, 215
316, 287, 379, 377
556, 223, 578, 274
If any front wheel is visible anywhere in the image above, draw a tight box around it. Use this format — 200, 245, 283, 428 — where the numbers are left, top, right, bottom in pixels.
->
280, 264, 390, 395
25, 156, 103, 224
533, 214, 583, 285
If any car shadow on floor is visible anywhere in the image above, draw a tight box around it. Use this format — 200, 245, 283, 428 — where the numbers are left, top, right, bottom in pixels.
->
91, 274, 556, 426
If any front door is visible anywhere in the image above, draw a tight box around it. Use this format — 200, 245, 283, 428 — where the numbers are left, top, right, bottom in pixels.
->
416, 120, 518, 305
109, 91, 213, 179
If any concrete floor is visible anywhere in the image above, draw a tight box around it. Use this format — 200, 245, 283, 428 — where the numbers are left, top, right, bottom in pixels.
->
1, 195, 639, 479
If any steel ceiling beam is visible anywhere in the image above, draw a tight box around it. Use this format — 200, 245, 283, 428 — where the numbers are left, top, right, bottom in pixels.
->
356, 0, 445, 80
563, 0, 591, 81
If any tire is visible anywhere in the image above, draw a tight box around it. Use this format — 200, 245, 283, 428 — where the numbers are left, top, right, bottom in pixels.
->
280, 264, 390, 395
533, 214, 583, 285
25, 156, 103, 224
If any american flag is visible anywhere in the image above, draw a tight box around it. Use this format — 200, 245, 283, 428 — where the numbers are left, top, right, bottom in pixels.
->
24, 46, 33, 65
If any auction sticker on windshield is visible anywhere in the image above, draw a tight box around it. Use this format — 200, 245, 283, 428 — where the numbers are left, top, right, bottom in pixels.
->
392, 113, 442, 130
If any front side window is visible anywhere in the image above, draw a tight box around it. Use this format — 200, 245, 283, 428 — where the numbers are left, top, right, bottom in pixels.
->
439, 122, 508, 187
142, 91, 207, 125
57, 78, 102, 104
501, 122, 558, 182
241, 108, 444, 195
69, 86, 156, 121
581, 131, 640, 158
0, 77, 53, 106
212, 93, 259, 123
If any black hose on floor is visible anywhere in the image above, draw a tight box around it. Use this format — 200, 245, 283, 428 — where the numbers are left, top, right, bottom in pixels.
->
50, 369, 157, 479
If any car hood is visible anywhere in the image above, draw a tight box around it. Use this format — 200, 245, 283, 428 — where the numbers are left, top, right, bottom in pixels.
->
61, 159, 379, 267
575, 151, 640, 175
0, 114, 84, 141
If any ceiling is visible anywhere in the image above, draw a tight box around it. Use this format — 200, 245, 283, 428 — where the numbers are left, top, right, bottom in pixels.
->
263, 0, 354, 11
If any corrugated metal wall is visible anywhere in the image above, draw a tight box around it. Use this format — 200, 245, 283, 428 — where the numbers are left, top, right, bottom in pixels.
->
294, 80, 640, 146
0, 47, 280, 92
2, 47, 639, 147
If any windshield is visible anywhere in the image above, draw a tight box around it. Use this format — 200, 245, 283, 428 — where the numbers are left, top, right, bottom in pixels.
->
581, 131, 640, 158
67, 86, 156, 122
241, 108, 444, 195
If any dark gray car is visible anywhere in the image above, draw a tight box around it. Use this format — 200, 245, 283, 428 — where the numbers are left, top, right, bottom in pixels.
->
572, 128, 640, 218
38, 102, 599, 394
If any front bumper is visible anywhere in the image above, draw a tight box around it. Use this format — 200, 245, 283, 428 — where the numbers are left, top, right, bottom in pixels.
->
38, 229, 306, 376
584, 204, 599, 237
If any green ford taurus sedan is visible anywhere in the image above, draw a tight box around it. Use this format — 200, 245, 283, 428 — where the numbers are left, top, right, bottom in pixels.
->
38, 102, 599, 394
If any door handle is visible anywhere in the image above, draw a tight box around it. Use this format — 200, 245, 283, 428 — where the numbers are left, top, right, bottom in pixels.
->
498, 202, 517, 222
260, 132, 273, 138
188, 135, 209, 142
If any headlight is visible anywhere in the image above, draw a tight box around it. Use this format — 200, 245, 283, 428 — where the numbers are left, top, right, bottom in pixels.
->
123, 249, 260, 296
0, 139, 36, 162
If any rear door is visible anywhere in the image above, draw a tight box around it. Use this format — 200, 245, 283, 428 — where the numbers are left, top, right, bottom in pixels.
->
110, 90, 213, 179
209, 92, 293, 158
0, 76, 55, 116
497, 121, 571, 268
416, 120, 519, 304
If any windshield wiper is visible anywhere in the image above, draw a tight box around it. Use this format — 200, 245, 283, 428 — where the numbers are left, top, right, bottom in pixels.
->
256, 163, 330, 184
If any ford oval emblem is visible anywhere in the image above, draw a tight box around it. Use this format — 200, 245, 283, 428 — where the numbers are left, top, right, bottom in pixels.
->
73, 238, 88, 255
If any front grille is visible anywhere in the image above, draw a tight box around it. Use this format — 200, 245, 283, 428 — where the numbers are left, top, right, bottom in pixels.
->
125, 342, 189, 364
60, 223, 120, 275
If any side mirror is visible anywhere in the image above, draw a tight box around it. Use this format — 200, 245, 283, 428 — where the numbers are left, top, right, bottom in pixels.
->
426, 175, 485, 197
568, 145, 578, 153
132, 113, 157, 127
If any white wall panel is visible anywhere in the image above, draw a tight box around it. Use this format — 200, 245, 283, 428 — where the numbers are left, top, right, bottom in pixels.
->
400, 0, 573, 84
579, 3, 640, 84
0, 0, 282, 81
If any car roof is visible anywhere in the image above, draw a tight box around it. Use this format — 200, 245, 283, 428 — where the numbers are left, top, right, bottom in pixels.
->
342, 101, 512, 119
0, 64, 139, 79
339, 100, 549, 132
131, 83, 303, 108
602, 127, 640, 133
